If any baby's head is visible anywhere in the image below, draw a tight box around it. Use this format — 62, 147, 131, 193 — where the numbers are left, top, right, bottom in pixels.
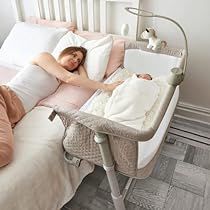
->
136, 73, 152, 80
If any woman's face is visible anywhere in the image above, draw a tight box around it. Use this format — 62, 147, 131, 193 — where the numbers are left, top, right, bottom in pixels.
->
59, 51, 84, 71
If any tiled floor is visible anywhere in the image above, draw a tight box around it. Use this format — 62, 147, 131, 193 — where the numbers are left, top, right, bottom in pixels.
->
62, 118, 210, 210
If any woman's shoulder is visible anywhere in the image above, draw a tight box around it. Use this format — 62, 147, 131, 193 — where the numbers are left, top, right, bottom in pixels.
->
30, 52, 55, 65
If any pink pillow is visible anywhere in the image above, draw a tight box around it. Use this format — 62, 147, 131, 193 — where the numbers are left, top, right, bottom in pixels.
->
74, 30, 125, 78
74, 30, 105, 40
104, 39, 125, 78
38, 83, 95, 110
26, 16, 76, 31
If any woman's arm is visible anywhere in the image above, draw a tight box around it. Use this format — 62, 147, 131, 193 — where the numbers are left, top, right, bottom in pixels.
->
31, 52, 71, 82
78, 65, 88, 78
31, 52, 122, 91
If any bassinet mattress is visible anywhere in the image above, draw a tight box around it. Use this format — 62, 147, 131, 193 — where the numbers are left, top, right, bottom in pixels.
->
0, 106, 94, 210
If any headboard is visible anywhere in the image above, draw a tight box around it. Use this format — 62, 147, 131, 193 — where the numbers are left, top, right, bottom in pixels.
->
11, 0, 140, 35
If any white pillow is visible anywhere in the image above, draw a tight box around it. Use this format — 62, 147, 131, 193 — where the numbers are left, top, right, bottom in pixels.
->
53, 32, 113, 81
52, 31, 87, 58
0, 22, 67, 67
82, 35, 113, 81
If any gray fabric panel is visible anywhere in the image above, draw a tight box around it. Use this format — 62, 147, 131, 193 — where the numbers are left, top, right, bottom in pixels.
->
54, 107, 138, 177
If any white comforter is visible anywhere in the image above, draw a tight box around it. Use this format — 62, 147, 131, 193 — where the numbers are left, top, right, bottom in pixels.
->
104, 74, 159, 130
0, 106, 94, 210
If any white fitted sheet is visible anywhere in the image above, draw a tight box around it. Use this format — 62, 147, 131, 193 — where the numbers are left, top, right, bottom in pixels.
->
0, 60, 22, 71
0, 61, 20, 85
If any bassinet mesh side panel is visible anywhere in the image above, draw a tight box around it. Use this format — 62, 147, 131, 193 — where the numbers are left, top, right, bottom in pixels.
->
57, 108, 169, 178
58, 114, 169, 179
64, 122, 103, 165
60, 113, 138, 177
109, 135, 138, 177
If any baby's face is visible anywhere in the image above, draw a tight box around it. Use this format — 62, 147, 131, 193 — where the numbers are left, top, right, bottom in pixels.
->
137, 73, 152, 80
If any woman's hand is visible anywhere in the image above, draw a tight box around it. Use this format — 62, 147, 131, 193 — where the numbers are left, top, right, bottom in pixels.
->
103, 81, 124, 92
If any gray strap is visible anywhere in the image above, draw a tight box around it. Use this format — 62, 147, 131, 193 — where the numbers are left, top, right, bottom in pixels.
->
64, 151, 82, 167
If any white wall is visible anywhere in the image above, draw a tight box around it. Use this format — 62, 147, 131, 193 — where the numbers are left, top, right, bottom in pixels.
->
0, 1, 16, 45
106, 1, 138, 37
141, 0, 210, 124
0, 0, 209, 124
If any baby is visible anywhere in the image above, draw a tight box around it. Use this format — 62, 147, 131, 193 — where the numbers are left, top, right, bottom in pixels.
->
136, 73, 152, 80
104, 72, 158, 130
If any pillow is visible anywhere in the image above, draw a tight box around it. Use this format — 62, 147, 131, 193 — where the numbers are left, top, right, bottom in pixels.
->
26, 16, 76, 31
74, 30, 105, 40
53, 32, 113, 81
75, 30, 125, 78
52, 31, 87, 59
0, 22, 68, 67
82, 35, 113, 81
104, 39, 125, 78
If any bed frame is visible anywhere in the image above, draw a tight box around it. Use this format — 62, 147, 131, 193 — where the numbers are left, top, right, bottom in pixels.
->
11, 0, 140, 35
10, 1, 184, 210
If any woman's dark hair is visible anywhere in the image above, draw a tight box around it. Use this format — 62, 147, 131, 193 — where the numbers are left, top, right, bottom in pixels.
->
145, 73, 152, 80
58, 46, 87, 65
136, 73, 153, 80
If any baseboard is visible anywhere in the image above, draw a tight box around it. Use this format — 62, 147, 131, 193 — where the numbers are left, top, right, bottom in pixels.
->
175, 102, 210, 126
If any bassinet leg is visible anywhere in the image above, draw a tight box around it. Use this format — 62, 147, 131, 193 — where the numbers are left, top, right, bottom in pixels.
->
94, 133, 126, 210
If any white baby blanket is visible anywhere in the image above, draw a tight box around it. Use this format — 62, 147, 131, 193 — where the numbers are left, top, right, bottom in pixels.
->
104, 74, 159, 130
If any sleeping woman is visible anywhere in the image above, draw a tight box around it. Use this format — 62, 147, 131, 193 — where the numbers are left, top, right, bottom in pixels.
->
0, 46, 122, 168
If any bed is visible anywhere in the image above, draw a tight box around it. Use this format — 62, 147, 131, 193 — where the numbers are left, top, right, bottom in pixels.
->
0, 0, 187, 210
0, 45, 95, 210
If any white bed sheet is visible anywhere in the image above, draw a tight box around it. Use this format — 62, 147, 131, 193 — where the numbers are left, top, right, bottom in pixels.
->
0, 106, 94, 210
0, 61, 20, 85
0, 60, 22, 71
